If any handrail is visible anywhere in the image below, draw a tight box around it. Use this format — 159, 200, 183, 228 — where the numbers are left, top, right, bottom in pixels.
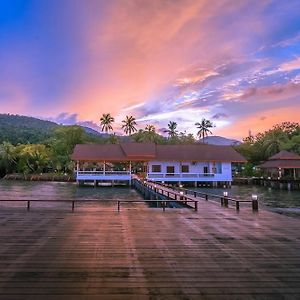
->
148, 181, 258, 212
0, 198, 194, 212
77, 171, 131, 174
133, 179, 198, 211
147, 173, 215, 178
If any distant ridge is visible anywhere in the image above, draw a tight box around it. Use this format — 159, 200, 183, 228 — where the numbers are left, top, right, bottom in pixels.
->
201, 135, 241, 146
0, 114, 104, 144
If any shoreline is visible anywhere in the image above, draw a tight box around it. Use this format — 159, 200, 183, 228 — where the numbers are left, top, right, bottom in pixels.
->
2, 173, 75, 182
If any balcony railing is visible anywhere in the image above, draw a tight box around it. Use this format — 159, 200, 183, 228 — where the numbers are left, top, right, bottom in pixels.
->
77, 171, 131, 176
76, 170, 131, 180
147, 173, 215, 178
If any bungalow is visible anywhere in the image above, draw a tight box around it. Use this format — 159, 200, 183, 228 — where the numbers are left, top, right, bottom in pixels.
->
259, 150, 300, 180
71, 142, 246, 186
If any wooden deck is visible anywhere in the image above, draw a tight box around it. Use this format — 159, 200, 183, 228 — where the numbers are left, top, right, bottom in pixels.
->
0, 200, 300, 299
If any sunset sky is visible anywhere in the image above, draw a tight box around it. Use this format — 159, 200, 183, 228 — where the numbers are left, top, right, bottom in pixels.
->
1, 0, 300, 139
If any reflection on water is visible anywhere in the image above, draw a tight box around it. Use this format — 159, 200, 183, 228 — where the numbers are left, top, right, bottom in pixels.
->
1, 180, 300, 216
191, 184, 300, 216
0, 180, 144, 210
0, 180, 142, 200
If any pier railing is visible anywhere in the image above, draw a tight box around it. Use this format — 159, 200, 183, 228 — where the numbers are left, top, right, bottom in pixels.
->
0, 198, 192, 212
133, 179, 199, 211
147, 181, 258, 212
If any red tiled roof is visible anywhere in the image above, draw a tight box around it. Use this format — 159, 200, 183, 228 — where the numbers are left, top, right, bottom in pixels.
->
259, 160, 300, 169
71, 143, 246, 162
268, 150, 300, 161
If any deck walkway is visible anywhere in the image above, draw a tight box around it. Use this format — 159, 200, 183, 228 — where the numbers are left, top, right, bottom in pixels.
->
0, 200, 300, 299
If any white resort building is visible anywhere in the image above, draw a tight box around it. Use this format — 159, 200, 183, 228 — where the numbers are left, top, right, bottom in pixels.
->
71, 143, 246, 186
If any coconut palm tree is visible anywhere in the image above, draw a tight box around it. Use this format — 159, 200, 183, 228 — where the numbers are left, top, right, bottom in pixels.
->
121, 115, 137, 135
100, 113, 114, 133
164, 121, 178, 138
0, 142, 17, 173
263, 130, 288, 157
195, 118, 214, 143
145, 124, 155, 133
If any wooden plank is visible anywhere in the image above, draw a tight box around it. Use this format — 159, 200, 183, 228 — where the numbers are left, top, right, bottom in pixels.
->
0, 200, 300, 299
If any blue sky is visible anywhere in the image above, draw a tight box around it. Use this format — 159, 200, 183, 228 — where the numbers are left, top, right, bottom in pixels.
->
0, 0, 300, 139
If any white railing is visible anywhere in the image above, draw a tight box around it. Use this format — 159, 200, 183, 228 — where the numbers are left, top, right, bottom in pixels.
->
77, 171, 131, 176
76, 170, 131, 181
147, 173, 215, 178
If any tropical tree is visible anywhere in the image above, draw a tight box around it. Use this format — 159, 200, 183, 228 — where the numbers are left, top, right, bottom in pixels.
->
18, 144, 50, 173
121, 116, 137, 135
100, 113, 114, 133
164, 121, 178, 139
145, 124, 155, 133
262, 130, 288, 157
0, 142, 17, 173
195, 118, 214, 143
106, 133, 120, 144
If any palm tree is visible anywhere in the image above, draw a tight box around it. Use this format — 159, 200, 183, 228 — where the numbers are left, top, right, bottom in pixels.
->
122, 115, 137, 135
100, 113, 114, 133
195, 118, 214, 143
145, 124, 155, 133
164, 121, 178, 138
0, 142, 17, 174
263, 130, 288, 157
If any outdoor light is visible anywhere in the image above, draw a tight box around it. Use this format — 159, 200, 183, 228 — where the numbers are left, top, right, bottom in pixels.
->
180, 191, 184, 195
268, 176, 271, 180
162, 181, 165, 184
154, 184, 157, 188
179, 184, 183, 188
223, 191, 228, 197
252, 194, 258, 201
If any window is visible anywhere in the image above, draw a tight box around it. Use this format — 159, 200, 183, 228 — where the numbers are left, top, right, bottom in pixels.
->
166, 166, 175, 174
203, 166, 209, 174
181, 165, 189, 173
152, 165, 161, 173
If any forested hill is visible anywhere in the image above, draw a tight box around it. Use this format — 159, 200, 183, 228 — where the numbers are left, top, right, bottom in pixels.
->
0, 114, 59, 144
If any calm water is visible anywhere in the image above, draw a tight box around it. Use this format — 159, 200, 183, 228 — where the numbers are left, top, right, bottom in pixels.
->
191, 184, 300, 216
0, 180, 299, 216
0, 180, 143, 211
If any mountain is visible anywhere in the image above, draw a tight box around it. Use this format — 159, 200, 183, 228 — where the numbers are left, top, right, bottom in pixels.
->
201, 135, 241, 146
0, 114, 59, 144
0, 114, 105, 144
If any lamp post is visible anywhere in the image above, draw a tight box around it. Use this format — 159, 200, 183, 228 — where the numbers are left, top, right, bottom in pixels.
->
251, 194, 258, 211
179, 191, 184, 201
223, 191, 228, 207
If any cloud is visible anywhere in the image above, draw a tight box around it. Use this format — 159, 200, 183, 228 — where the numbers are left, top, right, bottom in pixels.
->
279, 57, 300, 72
212, 113, 228, 119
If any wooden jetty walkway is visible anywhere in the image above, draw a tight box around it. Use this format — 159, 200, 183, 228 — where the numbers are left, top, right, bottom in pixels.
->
0, 198, 300, 299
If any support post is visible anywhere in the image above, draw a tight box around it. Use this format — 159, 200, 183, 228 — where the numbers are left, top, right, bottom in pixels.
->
118, 201, 120, 212
76, 161, 79, 184
195, 201, 198, 212
252, 199, 258, 212
27, 201, 30, 211
223, 196, 228, 207
236, 201, 240, 210
72, 201, 75, 212
129, 161, 132, 186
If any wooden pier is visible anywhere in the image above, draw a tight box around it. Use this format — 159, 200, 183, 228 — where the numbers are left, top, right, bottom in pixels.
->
0, 198, 300, 299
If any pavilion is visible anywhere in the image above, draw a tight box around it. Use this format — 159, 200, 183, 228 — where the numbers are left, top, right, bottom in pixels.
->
259, 150, 300, 180
71, 142, 246, 186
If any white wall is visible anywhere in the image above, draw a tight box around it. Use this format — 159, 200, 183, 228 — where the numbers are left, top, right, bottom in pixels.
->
147, 161, 232, 182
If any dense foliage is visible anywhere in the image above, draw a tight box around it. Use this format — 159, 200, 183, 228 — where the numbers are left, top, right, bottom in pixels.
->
0, 114, 299, 178
0, 114, 58, 144
235, 122, 300, 177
